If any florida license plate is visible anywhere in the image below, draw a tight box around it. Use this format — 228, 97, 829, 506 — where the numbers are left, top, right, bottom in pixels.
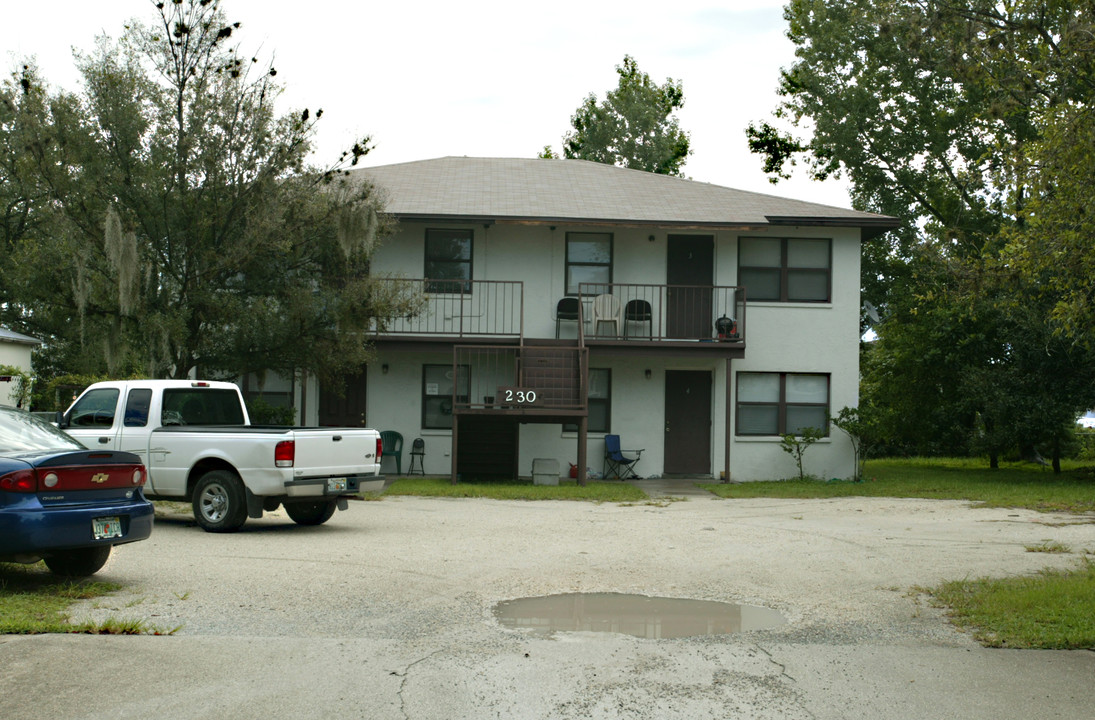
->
93, 517, 122, 540
327, 477, 347, 492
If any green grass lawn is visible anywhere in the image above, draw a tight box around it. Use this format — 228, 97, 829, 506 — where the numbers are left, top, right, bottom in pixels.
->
0, 565, 153, 634
929, 560, 1095, 649
700, 457, 1095, 514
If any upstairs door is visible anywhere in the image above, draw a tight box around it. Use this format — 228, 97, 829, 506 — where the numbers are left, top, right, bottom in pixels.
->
319, 370, 368, 427
666, 235, 714, 339
663, 370, 712, 474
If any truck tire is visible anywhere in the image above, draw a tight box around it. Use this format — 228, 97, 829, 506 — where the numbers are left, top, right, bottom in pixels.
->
193, 470, 248, 533
44, 545, 112, 577
285, 500, 338, 526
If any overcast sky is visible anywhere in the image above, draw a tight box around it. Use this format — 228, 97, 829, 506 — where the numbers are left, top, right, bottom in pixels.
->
0, 0, 852, 208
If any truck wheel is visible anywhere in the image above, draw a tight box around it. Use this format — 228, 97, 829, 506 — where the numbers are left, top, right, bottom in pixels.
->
193, 470, 248, 533
285, 500, 338, 526
44, 545, 112, 577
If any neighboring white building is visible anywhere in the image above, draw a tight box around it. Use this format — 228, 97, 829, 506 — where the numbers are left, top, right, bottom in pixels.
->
305, 157, 898, 482
0, 327, 41, 407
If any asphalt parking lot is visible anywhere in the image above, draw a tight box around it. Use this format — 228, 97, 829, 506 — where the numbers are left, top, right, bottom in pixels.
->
3, 491, 1095, 719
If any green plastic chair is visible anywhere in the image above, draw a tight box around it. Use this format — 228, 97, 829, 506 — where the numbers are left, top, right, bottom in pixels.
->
379, 430, 404, 474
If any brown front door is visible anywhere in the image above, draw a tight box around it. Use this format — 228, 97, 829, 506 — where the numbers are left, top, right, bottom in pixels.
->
318, 370, 368, 426
663, 370, 711, 474
666, 235, 714, 339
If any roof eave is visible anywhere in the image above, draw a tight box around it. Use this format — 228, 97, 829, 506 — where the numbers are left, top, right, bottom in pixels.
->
391, 212, 901, 237
765, 215, 902, 240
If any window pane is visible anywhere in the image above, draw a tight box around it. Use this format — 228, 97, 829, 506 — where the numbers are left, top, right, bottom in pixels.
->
787, 271, 829, 301
786, 406, 828, 435
424, 397, 454, 429
425, 230, 472, 293
426, 230, 472, 260
423, 365, 468, 429
787, 238, 830, 268
738, 405, 778, 435
568, 233, 611, 263
786, 375, 828, 403
70, 389, 119, 428
124, 389, 152, 427
588, 369, 609, 399
739, 268, 780, 301
739, 238, 781, 266
568, 265, 610, 295
738, 373, 779, 402
588, 400, 609, 433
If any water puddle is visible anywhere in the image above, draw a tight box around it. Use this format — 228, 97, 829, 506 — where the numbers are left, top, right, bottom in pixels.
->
493, 592, 786, 639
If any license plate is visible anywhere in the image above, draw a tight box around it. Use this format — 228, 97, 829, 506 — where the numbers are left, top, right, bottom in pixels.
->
327, 477, 347, 492
93, 517, 122, 540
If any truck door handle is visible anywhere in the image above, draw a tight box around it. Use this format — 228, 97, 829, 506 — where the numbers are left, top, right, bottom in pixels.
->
98, 437, 110, 444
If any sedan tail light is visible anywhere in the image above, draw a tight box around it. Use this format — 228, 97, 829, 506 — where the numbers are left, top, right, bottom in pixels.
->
0, 469, 36, 492
275, 440, 295, 468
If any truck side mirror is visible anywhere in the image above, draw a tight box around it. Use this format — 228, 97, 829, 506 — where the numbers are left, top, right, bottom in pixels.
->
55, 410, 67, 428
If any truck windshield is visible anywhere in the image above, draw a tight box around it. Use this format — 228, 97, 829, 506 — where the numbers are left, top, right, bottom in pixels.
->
162, 389, 246, 426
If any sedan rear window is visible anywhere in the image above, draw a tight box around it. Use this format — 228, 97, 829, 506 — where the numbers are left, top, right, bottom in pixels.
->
0, 407, 85, 453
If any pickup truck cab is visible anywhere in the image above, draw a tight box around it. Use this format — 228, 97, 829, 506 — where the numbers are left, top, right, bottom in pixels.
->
60, 380, 384, 532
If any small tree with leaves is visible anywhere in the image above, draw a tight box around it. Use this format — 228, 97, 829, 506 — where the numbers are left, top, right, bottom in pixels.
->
780, 426, 824, 481
831, 406, 881, 482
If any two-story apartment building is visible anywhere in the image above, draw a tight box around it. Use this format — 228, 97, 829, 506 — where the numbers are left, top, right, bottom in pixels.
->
305, 157, 897, 483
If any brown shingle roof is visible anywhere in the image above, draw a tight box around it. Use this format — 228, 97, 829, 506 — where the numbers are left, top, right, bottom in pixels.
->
353, 157, 899, 237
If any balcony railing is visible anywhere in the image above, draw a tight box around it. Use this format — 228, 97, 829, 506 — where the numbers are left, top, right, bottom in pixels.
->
370, 278, 745, 345
575, 283, 746, 343
453, 345, 588, 412
371, 278, 523, 338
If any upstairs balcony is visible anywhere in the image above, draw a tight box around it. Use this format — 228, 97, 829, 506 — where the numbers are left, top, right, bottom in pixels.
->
571, 283, 746, 354
370, 279, 524, 347
370, 278, 747, 355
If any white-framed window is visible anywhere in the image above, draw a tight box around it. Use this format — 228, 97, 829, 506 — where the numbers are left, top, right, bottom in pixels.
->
736, 372, 830, 436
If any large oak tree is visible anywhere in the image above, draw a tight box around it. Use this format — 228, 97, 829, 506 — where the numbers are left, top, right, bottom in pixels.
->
1, 0, 415, 385
749, 0, 1095, 467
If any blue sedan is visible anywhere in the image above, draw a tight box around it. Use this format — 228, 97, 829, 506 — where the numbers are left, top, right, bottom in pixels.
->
0, 406, 153, 576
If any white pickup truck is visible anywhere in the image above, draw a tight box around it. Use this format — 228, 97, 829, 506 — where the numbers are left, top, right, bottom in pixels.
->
58, 380, 384, 532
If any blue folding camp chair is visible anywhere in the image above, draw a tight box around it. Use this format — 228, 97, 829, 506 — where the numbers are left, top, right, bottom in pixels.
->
603, 434, 644, 479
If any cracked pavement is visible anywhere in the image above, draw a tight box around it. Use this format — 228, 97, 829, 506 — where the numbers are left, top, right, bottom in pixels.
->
3, 494, 1094, 719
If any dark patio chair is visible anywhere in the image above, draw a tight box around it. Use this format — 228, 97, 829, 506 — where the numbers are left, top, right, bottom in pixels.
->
602, 434, 645, 479
408, 437, 426, 475
555, 297, 580, 338
623, 299, 653, 339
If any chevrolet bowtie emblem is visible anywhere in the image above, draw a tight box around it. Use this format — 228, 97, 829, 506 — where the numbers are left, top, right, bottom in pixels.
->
91, 473, 109, 484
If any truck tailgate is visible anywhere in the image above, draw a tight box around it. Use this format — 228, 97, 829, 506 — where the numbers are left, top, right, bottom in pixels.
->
290, 429, 379, 479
